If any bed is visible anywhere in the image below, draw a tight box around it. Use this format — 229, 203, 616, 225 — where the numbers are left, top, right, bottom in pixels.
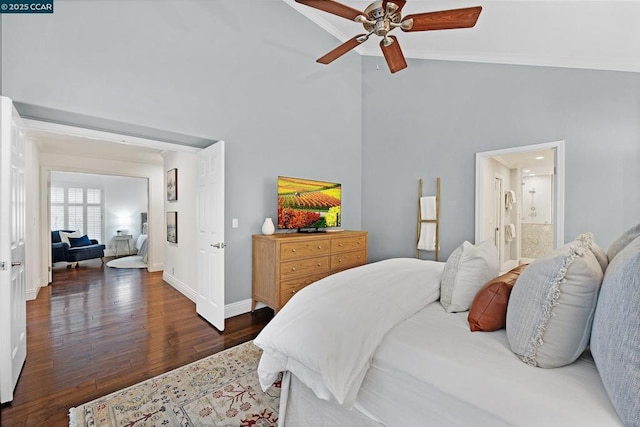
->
135, 213, 149, 263
135, 222, 149, 263
254, 230, 639, 427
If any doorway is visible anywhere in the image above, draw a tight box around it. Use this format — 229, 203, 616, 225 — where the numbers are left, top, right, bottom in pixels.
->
475, 141, 565, 271
49, 171, 149, 273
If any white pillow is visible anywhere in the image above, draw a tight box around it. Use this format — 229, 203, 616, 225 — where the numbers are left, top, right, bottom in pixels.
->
59, 230, 83, 245
440, 240, 499, 313
507, 232, 603, 368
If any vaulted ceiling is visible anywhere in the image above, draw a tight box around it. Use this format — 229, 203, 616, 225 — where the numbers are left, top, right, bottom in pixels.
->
285, 0, 640, 73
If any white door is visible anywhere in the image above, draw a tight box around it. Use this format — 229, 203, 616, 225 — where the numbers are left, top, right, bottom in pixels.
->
493, 176, 503, 265
0, 97, 27, 404
196, 141, 225, 331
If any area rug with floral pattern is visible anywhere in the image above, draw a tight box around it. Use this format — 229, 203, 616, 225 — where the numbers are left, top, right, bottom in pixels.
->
69, 341, 281, 426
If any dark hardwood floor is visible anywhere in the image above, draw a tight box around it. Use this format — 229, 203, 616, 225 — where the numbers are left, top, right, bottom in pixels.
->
0, 259, 273, 427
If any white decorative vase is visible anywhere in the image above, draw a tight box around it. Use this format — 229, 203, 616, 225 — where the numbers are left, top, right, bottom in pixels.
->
261, 218, 275, 235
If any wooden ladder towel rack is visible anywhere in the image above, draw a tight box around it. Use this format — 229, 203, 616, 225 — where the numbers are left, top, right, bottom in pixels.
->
416, 177, 441, 261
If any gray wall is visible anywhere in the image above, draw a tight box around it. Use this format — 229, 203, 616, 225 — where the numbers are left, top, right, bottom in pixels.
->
361, 57, 640, 262
1, 0, 363, 304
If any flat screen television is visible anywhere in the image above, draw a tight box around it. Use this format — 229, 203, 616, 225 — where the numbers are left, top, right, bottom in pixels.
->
277, 176, 341, 230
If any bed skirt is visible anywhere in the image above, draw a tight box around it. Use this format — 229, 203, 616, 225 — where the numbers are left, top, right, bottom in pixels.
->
283, 374, 383, 427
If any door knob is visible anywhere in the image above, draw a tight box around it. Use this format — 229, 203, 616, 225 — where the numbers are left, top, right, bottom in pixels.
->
12, 261, 23, 267
210, 243, 226, 249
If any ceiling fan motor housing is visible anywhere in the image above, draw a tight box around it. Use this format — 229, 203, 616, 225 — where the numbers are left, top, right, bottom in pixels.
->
363, 1, 402, 37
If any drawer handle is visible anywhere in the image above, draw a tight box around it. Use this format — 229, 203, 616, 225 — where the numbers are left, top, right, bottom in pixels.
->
339, 243, 344, 247
338, 259, 343, 263
292, 289, 296, 294
317, 263, 322, 266
291, 248, 297, 253
317, 245, 322, 249
291, 267, 296, 272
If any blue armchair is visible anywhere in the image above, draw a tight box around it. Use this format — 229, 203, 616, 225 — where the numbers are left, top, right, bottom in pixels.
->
51, 230, 106, 266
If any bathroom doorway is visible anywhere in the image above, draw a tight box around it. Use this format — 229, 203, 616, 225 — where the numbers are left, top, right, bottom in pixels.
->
475, 141, 565, 271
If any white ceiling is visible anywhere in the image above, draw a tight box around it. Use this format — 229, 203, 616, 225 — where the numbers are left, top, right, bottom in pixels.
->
31, 130, 165, 165
494, 149, 555, 176
285, 0, 640, 73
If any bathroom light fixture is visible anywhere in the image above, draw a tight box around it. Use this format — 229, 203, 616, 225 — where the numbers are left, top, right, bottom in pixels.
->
535, 156, 544, 160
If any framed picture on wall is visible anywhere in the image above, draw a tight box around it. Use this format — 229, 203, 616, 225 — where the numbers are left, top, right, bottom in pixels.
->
167, 211, 178, 243
167, 168, 178, 201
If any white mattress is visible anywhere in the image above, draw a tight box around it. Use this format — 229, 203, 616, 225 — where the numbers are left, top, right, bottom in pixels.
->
353, 302, 621, 427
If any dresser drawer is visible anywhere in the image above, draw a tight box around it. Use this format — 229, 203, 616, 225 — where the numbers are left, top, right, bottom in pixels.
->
281, 256, 330, 279
331, 236, 366, 253
280, 240, 330, 261
280, 273, 328, 307
331, 250, 367, 272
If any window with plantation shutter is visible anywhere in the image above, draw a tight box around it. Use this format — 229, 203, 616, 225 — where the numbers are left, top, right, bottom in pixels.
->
68, 187, 83, 204
50, 183, 104, 242
50, 206, 65, 231
68, 206, 83, 231
50, 186, 64, 204
87, 206, 102, 242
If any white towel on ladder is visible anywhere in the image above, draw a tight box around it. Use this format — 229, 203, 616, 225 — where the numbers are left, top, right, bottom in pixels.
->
417, 196, 437, 251
505, 224, 516, 242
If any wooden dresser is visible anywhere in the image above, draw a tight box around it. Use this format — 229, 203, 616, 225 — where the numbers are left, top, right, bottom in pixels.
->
252, 231, 368, 312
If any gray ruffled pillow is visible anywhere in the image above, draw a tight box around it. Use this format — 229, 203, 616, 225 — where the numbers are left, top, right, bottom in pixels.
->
506, 233, 603, 368
591, 236, 640, 426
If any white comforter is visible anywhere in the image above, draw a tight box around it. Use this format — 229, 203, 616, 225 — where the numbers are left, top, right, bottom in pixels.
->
254, 258, 445, 407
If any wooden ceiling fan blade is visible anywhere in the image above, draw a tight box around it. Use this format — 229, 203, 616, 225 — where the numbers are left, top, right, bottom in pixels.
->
382, 0, 407, 13
402, 6, 482, 32
317, 34, 367, 64
380, 35, 407, 73
295, 0, 365, 21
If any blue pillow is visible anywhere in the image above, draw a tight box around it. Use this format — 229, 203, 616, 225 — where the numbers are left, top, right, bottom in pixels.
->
591, 235, 640, 426
69, 235, 92, 247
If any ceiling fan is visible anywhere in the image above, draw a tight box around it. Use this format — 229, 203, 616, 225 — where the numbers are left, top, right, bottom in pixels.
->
295, 0, 482, 73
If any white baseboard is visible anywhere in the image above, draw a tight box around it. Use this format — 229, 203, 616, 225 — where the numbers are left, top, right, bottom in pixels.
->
148, 262, 164, 272
159, 275, 265, 320
26, 281, 42, 301
162, 272, 197, 302
224, 299, 266, 319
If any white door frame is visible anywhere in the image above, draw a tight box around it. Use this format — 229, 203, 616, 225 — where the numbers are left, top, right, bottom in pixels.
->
475, 140, 565, 250
493, 175, 504, 265
24, 119, 200, 282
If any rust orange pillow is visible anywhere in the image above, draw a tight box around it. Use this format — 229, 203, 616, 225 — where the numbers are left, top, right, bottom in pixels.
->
468, 264, 528, 332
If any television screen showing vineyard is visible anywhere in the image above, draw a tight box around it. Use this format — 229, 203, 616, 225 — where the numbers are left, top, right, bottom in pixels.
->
277, 176, 341, 229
